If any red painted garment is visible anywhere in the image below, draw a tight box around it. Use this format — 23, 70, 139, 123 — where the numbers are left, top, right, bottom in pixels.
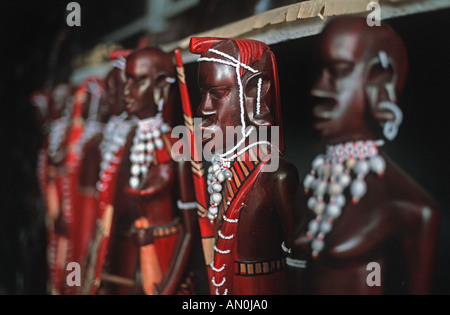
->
209, 145, 287, 295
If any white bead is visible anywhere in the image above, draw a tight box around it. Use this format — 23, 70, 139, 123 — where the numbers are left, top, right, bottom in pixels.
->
320, 221, 333, 234
145, 132, 153, 140
322, 164, 331, 178
338, 173, 351, 187
354, 160, 369, 176
350, 179, 367, 199
105, 152, 113, 162
335, 194, 346, 207
129, 176, 139, 189
138, 132, 146, 140
328, 182, 343, 196
307, 197, 317, 210
146, 154, 154, 163
326, 204, 341, 219
131, 164, 140, 176
137, 143, 145, 151
161, 124, 170, 133
314, 202, 325, 215
308, 220, 319, 234
312, 155, 325, 169
211, 193, 222, 204
212, 163, 221, 172
212, 183, 222, 193
155, 138, 164, 149
331, 163, 344, 176
141, 165, 148, 174
138, 154, 145, 163
146, 142, 154, 152
216, 171, 226, 182
370, 155, 386, 175
207, 185, 214, 195
208, 206, 218, 215
303, 174, 315, 190
224, 169, 233, 179
152, 129, 161, 138
207, 213, 216, 221
312, 239, 325, 253
315, 181, 327, 196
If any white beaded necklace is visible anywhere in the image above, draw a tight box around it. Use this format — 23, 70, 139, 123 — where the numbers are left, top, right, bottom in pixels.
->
128, 112, 171, 189
205, 127, 271, 222
303, 139, 386, 258
48, 117, 70, 162
97, 112, 134, 190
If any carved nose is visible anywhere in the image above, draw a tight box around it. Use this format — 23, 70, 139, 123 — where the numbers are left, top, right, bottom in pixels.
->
311, 69, 333, 96
197, 93, 215, 117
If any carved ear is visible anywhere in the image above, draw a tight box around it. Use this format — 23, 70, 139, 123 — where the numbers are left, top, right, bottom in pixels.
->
153, 73, 175, 109
244, 73, 274, 126
365, 53, 398, 123
245, 73, 270, 99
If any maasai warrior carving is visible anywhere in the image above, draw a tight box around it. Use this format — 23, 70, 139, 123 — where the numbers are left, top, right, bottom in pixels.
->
86, 47, 198, 295
75, 51, 131, 280
54, 77, 103, 295
189, 37, 299, 295
288, 17, 439, 295
71, 76, 105, 271
81, 51, 138, 295
41, 82, 74, 295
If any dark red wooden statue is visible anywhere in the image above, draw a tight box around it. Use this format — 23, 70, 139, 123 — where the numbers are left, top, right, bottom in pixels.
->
81, 51, 138, 295
85, 47, 198, 295
288, 16, 439, 295
71, 76, 105, 274
41, 82, 74, 295
75, 51, 131, 282
189, 37, 299, 295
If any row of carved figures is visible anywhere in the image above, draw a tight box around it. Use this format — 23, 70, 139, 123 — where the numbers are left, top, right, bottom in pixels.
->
32, 16, 439, 295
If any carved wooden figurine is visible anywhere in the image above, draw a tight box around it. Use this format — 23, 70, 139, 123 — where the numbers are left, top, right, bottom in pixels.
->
81, 51, 138, 295
87, 47, 198, 295
75, 51, 131, 280
41, 82, 73, 295
189, 37, 299, 295
288, 16, 440, 295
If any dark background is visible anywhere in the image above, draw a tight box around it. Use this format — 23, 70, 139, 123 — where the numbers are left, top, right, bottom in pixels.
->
0, 1, 449, 294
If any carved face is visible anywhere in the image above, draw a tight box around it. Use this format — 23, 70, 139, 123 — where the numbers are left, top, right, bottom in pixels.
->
103, 67, 126, 117
192, 37, 284, 153
311, 28, 376, 144
311, 17, 407, 144
197, 58, 243, 151
49, 83, 72, 119
124, 49, 174, 120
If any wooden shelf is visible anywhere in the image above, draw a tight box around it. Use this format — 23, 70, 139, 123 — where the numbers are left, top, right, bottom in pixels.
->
160, 0, 450, 63
70, 0, 449, 84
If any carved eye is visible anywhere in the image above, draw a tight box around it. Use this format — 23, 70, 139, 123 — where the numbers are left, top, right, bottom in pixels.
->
329, 62, 354, 78
209, 87, 231, 100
